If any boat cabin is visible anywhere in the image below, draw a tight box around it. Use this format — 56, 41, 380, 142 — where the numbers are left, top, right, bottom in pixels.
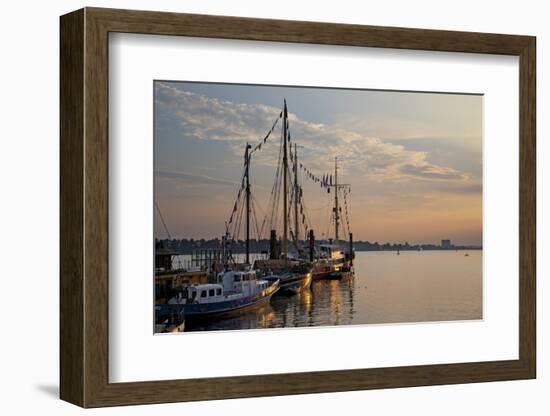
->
169, 270, 271, 305
319, 244, 345, 261
172, 283, 225, 304
217, 270, 259, 293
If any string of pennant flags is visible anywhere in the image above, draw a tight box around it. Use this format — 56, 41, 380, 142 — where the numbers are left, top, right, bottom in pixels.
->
249, 110, 295, 158
299, 186, 311, 236
227, 103, 352, 240
248, 111, 283, 157
231, 111, 283, 227
298, 162, 350, 194
230, 161, 350, 230
343, 187, 352, 236
227, 180, 245, 227
299, 161, 353, 236
230, 110, 287, 227
288, 181, 311, 240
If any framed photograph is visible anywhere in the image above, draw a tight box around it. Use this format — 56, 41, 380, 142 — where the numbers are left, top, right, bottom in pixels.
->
60, 7, 536, 408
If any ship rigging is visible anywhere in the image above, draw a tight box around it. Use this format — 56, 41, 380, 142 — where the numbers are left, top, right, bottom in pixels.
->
223, 99, 354, 281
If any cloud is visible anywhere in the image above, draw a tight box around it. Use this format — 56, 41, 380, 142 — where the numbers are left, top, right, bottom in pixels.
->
436, 182, 482, 194
155, 170, 239, 187
155, 82, 473, 184
155, 82, 279, 143
399, 163, 465, 181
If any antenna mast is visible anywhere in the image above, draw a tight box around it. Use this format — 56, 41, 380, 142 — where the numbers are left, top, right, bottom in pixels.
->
294, 143, 300, 246
334, 157, 340, 242
282, 99, 289, 259
244, 142, 251, 264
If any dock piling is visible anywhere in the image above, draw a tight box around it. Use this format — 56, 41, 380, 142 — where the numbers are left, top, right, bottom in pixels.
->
309, 229, 315, 262
349, 232, 354, 266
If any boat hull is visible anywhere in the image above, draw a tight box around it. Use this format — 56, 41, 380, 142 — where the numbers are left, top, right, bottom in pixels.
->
312, 264, 333, 280
179, 286, 279, 321
278, 272, 312, 294
263, 271, 312, 295
312, 260, 353, 280
255, 260, 314, 295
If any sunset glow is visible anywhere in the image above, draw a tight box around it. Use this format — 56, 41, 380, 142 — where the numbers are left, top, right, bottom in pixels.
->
154, 81, 482, 246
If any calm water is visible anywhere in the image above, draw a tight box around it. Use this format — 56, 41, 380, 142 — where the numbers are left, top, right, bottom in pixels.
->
176, 250, 482, 332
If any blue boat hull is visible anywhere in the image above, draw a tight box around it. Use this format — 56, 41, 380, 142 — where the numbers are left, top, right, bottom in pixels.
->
180, 289, 278, 321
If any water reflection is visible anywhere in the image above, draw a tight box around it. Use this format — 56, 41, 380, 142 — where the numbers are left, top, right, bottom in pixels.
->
183, 251, 482, 332
185, 271, 356, 332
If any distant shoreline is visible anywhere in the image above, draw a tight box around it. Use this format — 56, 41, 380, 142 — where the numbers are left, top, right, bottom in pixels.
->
156, 238, 482, 255
168, 248, 482, 255
354, 247, 482, 252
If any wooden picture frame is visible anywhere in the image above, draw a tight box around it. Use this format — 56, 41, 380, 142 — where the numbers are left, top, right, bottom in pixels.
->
60, 7, 536, 408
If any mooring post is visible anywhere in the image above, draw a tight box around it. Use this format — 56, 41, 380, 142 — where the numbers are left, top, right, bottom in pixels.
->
309, 229, 315, 262
349, 232, 354, 266
270, 230, 277, 259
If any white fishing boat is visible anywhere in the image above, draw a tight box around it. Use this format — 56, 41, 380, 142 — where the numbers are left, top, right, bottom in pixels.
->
312, 243, 348, 279
168, 269, 279, 320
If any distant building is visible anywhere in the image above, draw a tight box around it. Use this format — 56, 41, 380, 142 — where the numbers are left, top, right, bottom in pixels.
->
441, 239, 452, 249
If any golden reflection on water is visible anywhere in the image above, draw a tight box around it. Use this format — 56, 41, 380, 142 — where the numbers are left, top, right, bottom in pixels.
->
184, 251, 482, 332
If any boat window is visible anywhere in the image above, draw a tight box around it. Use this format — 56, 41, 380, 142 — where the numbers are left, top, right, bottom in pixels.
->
209, 289, 215, 297
216, 288, 222, 296
200, 290, 207, 298
234, 275, 241, 283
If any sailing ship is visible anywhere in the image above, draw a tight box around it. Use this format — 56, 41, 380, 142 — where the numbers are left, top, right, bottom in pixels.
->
224, 99, 313, 295
311, 157, 355, 280
223, 99, 353, 284
155, 98, 356, 330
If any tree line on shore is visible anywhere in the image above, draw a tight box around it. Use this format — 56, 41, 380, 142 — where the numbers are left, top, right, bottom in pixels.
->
155, 238, 482, 254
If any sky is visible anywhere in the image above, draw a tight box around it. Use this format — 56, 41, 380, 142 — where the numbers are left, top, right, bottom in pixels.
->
154, 81, 482, 246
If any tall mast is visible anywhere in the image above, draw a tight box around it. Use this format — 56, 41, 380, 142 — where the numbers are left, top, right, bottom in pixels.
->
244, 142, 251, 264
327, 157, 349, 244
282, 99, 289, 259
334, 157, 340, 242
294, 143, 299, 246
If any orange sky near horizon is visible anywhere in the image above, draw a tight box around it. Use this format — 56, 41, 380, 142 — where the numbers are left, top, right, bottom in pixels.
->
154, 81, 483, 246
